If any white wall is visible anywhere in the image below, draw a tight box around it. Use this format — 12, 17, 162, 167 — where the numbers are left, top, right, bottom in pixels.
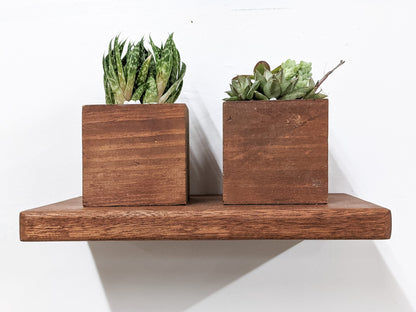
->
1, 0, 415, 311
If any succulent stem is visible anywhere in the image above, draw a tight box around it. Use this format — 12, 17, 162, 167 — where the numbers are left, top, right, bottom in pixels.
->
315, 60, 345, 90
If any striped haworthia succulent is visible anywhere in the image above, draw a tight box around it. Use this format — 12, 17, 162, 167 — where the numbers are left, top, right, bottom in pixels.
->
224, 60, 344, 101
103, 34, 186, 104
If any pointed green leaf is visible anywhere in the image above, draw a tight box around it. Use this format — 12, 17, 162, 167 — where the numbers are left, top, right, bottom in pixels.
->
280, 87, 313, 100
149, 36, 161, 62
231, 79, 243, 94
166, 80, 183, 103
263, 70, 273, 81
224, 96, 239, 101
122, 42, 132, 79
114, 36, 127, 93
281, 77, 298, 96
103, 55, 114, 104
254, 70, 267, 94
313, 92, 328, 99
158, 62, 186, 103
230, 83, 239, 96
167, 40, 181, 90
247, 80, 260, 99
237, 75, 250, 91
156, 34, 174, 97
123, 41, 143, 101
308, 77, 315, 88
136, 55, 152, 86
263, 79, 273, 99
225, 90, 235, 97
135, 38, 146, 64
269, 78, 281, 99
143, 76, 158, 103
119, 39, 127, 67
253, 91, 269, 100
131, 83, 148, 102
106, 40, 125, 104
304, 87, 317, 99
147, 56, 156, 81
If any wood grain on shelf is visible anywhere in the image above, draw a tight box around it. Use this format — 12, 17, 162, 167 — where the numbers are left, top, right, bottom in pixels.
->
82, 104, 189, 206
20, 194, 391, 241
223, 99, 328, 204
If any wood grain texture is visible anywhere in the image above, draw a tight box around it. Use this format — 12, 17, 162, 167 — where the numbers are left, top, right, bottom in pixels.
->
223, 99, 328, 204
82, 104, 189, 206
20, 194, 391, 241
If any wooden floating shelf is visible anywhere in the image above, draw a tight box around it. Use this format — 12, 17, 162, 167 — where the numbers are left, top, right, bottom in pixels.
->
19, 194, 391, 241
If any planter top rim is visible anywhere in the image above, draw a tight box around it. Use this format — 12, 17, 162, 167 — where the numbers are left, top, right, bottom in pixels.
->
83, 103, 187, 108
223, 99, 328, 104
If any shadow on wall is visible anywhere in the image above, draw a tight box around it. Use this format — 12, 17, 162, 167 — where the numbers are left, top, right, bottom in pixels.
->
89, 240, 414, 312
188, 96, 222, 195
88, 240, 300, 312
329, 151, 354, 194
185, 241, 415, 311
88, 141, 412, 311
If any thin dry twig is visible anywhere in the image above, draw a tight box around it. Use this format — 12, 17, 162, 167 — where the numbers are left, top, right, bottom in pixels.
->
315, 60, 345, 90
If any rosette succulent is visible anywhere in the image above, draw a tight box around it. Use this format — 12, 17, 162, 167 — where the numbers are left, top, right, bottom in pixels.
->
224, 59, 344, 101
103, 34, 186, 104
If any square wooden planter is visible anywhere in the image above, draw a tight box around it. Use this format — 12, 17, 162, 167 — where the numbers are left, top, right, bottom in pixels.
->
82, 104, 189, 206
223, 99, 328, 205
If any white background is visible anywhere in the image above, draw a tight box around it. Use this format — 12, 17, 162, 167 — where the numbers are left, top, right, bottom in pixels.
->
1, 0, 415, 311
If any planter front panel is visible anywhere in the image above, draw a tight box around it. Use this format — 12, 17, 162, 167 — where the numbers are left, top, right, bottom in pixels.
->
83, 104, 189, 206
223, 99, 328, 204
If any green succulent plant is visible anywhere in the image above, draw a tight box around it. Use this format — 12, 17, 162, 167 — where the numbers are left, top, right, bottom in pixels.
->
224, 59, 344, 101
103, 34, 186, 104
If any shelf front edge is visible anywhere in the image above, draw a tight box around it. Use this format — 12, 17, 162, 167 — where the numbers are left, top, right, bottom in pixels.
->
20, 194, 392, 241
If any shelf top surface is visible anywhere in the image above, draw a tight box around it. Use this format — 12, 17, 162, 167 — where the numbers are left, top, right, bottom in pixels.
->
20, 194, 391, 241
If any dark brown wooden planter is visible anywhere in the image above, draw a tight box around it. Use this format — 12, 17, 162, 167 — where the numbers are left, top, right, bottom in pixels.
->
223, 99, 328, 205
82, 104, 189, 206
